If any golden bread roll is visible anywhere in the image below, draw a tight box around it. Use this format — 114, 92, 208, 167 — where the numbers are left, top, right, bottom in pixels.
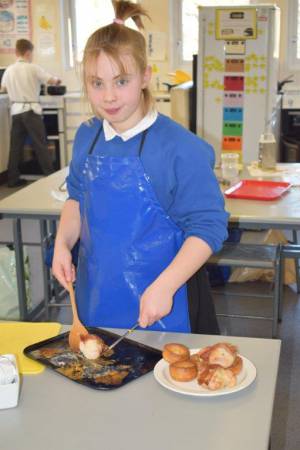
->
162, 343, 190, 364
169, 359, 198, 382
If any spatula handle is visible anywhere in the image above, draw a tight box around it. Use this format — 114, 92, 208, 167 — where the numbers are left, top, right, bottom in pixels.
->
68, 281, 80, 323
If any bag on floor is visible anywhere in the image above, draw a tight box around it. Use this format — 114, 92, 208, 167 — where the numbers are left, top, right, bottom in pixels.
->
0, 245, 31, 319
229, 229, 296, 285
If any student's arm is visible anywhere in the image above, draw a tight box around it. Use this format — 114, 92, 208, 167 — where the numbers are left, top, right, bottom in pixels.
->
0, 70, 7, 92
47, 76, 61, 86
138, 236, 212, 327
34, 64, 61, 86
52, 199, 81, 290
138, 129, 228, 328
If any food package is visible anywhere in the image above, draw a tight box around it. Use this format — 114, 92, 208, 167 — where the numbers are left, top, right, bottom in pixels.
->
0, 354, 20, 409
0, 246, 31, 319
228, 229, 296, 285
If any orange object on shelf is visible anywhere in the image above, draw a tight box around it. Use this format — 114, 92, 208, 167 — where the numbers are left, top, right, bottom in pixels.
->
222, 136, 242, 151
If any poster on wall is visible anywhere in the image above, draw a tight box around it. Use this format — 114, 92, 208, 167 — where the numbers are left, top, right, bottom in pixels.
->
36, 4, 55, 57
215, 8, 257, 40
147, 32, 167, 61
0, 0, 32, 53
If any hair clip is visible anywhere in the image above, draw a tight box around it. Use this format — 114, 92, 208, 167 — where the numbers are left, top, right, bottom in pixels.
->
113, 18, 125, 25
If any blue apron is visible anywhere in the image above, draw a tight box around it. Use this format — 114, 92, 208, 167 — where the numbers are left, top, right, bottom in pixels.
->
75, 125, 191, 332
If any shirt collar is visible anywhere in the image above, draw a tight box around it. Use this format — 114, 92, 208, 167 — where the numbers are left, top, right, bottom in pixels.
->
103, 109, 158, 142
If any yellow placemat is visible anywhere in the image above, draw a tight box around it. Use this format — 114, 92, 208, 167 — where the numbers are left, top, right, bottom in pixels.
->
0, 322, 62, 374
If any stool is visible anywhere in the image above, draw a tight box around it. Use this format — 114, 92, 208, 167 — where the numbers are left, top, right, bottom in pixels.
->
208, 242, 282, 338
279, 244, 300, 321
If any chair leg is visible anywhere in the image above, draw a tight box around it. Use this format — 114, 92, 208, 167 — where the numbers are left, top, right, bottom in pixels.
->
278, 249, 284, 323
272, 247, 281, 338
292, 230, 300, 293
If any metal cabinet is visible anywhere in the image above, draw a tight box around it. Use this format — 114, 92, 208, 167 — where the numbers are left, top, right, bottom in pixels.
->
281, 91, 300, 162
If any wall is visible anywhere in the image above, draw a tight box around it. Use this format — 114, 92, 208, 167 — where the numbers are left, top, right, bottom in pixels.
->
140, 0, 170, 90
0, 0, 295, 89
0, 0, 62, 73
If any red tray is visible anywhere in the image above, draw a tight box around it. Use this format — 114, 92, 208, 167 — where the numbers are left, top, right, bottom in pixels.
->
224, 179, 291, 201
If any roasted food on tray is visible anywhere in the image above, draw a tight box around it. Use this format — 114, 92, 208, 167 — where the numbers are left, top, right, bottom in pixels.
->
79, 334, 110, 360
24, 328, 162, 390
32, 343, 130, 385
162, 342, 243, 390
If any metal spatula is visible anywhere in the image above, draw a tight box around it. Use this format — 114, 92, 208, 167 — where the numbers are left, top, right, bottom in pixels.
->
108, 322, 139, 350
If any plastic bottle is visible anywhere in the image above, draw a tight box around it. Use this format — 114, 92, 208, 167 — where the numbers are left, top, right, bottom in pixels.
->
258, 133, 277, 170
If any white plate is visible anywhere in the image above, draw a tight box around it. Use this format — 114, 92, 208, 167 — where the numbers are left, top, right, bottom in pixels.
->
154, 349, 256, 397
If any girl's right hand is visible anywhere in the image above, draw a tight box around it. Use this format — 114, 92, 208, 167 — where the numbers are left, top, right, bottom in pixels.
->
52, 244, 76, 290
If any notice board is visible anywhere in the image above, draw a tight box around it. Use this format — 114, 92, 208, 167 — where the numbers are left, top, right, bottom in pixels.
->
0, 0, 32, 54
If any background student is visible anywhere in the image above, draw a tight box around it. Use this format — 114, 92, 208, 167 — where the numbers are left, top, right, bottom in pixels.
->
1, 39, 61, 187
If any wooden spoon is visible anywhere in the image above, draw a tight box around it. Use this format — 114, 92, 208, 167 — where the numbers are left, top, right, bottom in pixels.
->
68, 281, 89, 351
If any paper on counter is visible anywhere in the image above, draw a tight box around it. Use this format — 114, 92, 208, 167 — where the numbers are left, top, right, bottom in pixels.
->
0, 355, 17, 385
247, 162, 300, 186
51, 189, 68, 202
247, 161, 284, 177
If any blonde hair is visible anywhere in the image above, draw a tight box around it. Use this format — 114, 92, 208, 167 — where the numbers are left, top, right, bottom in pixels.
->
82, 0, 153, 115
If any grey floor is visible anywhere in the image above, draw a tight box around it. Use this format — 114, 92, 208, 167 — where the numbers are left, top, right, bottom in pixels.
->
0, 184, 299, 450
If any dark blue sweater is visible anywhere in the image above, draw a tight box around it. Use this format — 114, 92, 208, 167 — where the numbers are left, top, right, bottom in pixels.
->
67, 114, 229, 253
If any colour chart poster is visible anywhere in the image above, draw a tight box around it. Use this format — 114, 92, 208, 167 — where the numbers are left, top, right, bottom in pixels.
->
0, 0, 32, 54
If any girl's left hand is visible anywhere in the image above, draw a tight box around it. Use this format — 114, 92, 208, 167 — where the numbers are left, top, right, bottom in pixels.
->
138, 281, 174, 328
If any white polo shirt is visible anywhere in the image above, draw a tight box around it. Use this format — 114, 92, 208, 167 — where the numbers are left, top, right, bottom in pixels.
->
103, 108, 158, 142
1, 59, 53, 115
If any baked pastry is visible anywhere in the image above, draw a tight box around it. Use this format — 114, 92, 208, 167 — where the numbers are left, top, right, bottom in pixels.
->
162, 343, 190, 364
169, 359, 197, 382
163, 341, 242, 392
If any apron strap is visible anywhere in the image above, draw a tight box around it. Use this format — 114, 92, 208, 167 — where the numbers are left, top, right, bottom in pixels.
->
138, 129, 148, 156
88, 124, 103, 154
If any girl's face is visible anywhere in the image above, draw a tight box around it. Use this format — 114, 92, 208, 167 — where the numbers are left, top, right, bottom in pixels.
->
85, 51, 151, 133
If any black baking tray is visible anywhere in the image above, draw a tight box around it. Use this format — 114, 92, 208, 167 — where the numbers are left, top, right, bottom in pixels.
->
24, 327, 162, 390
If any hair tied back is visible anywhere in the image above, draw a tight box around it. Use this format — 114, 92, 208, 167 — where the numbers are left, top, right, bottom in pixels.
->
113, 18, 125, 25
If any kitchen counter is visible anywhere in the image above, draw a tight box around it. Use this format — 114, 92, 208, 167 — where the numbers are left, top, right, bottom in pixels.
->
1, 165, 300, 321
0, 328, 280, 450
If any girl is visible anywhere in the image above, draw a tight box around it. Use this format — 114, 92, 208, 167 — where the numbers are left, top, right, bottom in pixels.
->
52, 0, 228, 334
